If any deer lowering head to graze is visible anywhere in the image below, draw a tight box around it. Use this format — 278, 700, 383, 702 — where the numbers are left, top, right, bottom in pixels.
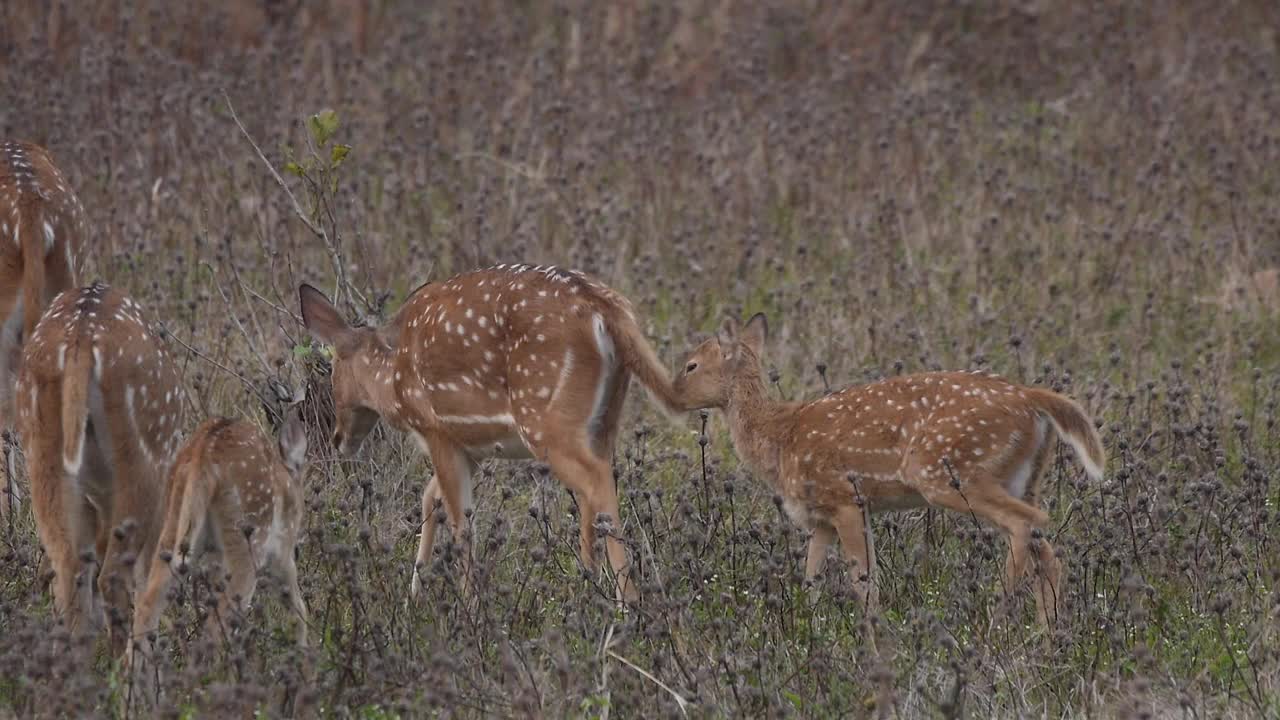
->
130, 411, 309, 678
0, 141, 87, 514
16, 283, 184, 653
299, 264, 684, 602
673, 314, 1105, 629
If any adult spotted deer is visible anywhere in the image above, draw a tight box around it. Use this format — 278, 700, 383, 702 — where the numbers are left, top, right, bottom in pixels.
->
16, 283, 184, 653
130, 412, 309, 676
299, 264, 683, 601
674, 314, 1105, 628
1, 141, 87, 514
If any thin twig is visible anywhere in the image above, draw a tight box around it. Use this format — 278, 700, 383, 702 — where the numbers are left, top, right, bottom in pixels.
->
222, 92, 326, 240
606, 649, 690, 717
167, 328, 273, 410
222, 91, 359, 313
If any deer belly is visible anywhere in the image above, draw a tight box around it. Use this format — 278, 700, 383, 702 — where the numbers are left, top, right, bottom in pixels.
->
476, 429, 535, 460
860, 474, 928, 513
435, 415, 534, 460
867, 491, 929, 513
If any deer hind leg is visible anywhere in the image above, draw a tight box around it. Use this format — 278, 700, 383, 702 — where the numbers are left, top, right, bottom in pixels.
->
132, 458, 202, 672
409, 473, 441, 599
420, 436, 478, 595
547, 442, 635, 602
1002, 433, 1063, 626
208, 511, 258, 644
99, 456, 156, 655
53, 493, 104, 640
131, 553, 177, 673
43, 496, 103, 640
918, 474, 1060, 630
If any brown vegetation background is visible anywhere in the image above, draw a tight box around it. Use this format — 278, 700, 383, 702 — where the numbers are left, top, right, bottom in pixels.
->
1, 1, 1279, 717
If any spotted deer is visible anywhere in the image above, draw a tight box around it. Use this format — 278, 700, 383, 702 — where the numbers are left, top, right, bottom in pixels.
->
299, 264, 684, 601
1, 141, 87, 514
674, 314, 1105, 628
16, 283, 184, 653
130, 412, 309, 676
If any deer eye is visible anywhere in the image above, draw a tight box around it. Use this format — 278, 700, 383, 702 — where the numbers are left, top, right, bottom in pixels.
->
685, 362, 698, 373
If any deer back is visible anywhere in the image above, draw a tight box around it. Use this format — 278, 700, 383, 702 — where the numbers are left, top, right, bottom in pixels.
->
0, 141, 87, 331
169, 417, 304, 562
17, 283, 184, 502
778, 372, 1070, 512
0, 142, 87, 426
389, 264, 636, 446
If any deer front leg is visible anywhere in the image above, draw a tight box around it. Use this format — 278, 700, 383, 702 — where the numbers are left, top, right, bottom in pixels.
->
804, 524, 834, 605
421, 436, 477, 596
409, 474, 441, 599
831, 505, 878, 612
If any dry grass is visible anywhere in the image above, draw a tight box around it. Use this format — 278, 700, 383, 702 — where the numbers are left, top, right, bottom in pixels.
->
2, 1, 1280, 717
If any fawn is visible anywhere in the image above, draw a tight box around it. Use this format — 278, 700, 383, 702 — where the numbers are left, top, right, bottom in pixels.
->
1, 141, 87, 515
16, 283, 184, 653
130, 412, 309, 677
673, 313, 1105, 628
299, 264, 683, 601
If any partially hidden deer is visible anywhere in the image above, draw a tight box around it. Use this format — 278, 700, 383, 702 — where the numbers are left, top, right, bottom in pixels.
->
16, 283, 184, 653
1, 140, 87, 515
299, 264, 684, 601
130, 411, 310, 677
673, 314, 1105, 628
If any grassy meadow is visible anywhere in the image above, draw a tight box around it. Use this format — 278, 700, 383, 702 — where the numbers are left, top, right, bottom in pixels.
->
2, 1, 1280, 717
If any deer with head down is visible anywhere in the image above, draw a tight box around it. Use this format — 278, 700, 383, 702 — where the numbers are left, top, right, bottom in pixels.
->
1, 141, 87, 515
673, 313, 1105, 628
16, 283, 184, 653
299, 264, 684, 602
129, 411, 310, 682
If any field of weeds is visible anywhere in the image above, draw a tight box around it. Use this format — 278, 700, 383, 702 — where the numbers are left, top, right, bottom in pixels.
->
2, 1, 1280, 717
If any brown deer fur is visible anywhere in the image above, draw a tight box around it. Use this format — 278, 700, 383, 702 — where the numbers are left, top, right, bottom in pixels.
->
0, 141, 86, 514
299, 264, 683, 602
130, 413, 309, 676
673, 313, 1105, 628
15, 284, 183, 652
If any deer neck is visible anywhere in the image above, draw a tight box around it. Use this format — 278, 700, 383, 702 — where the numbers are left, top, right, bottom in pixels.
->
724, 360, 790, 481
359, 331, 407, 429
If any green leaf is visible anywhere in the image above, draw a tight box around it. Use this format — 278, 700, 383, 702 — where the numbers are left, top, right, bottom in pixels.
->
331, 143, 351, 168
284, 161, 305, 177
292, 344, 312, 359
308, 109, 340, 147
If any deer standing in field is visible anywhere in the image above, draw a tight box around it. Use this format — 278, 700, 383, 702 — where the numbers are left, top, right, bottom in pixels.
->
299, 264, 683, 601
673, 314, 1105, 628
1, 141, 87, 515
130, 412, 310, 679
16, 283, 184, 653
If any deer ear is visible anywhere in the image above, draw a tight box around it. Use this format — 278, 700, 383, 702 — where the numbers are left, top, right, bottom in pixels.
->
299, 284, 358, 353
716, 316, 739, 348
740, 313, 768, 355
278, 409, 308, 474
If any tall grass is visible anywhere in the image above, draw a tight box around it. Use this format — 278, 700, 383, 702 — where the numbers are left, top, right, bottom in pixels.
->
2, 1, 1279, 716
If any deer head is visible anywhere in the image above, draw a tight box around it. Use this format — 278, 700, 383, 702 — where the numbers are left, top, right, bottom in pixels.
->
674, 312, 769, 410
298, 284, 394, 456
